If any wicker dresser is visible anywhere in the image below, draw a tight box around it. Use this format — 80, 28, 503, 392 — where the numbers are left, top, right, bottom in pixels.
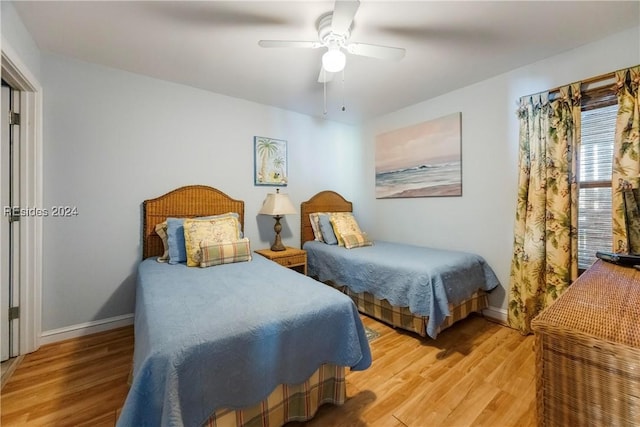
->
531, 260, 640, 427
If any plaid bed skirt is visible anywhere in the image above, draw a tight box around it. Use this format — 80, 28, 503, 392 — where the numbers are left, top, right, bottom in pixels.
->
325, 280, 488, 337
204, 363, 345, 427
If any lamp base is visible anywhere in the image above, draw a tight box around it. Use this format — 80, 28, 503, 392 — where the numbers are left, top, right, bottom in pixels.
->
271, 242, 286, 252
271, 215, 286, 251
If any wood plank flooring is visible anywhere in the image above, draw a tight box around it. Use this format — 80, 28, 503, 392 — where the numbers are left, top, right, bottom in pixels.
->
1, 327, 133, 426
298, 315, 536, 427
0, 314, 535, 426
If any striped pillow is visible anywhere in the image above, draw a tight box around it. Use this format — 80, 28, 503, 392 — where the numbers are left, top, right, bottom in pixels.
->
199, 238, 252, 267
342, 232, 373, 249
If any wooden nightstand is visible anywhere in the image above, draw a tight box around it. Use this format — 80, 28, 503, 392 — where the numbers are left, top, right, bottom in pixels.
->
254, 247, 307, 275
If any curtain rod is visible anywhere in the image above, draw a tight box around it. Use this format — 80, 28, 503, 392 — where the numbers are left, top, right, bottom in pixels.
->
522, 69, 620, 100
547, 71, 615, 95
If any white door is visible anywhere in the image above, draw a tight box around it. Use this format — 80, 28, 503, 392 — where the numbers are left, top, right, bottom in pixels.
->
1, 82, 20, 362
1, 84, 8, 362
1, 84, 10, 362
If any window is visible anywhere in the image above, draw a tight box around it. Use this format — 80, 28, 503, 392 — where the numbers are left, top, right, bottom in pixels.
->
578, 88, 618, 270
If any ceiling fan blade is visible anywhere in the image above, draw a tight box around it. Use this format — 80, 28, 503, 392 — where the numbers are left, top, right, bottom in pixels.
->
346, 43, 406, 61
376, 25, 501, 45
258, 40, 322, 49
331, 0, 360, 35
317, 66, 335, 83
147, 3, 291, 27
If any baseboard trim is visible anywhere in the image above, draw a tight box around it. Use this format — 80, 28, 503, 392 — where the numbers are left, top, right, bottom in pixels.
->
40, 314, 134, 346
38, 307, 507, 345
482, 306, 508, 326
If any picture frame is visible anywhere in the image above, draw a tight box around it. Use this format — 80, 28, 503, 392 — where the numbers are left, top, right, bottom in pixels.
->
254, 136, 288, 186
375, 112, 462, 198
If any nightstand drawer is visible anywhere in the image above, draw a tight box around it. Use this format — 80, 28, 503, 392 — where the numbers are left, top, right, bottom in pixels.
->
254, 247, 307, 275
275, 254, 306, 267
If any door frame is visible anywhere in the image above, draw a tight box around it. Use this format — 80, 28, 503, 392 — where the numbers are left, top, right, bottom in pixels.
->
1, 40, 43, 354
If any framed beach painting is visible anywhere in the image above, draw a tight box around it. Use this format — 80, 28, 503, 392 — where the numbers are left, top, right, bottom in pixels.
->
375, 113, 462, 198
254, 136, 288, 186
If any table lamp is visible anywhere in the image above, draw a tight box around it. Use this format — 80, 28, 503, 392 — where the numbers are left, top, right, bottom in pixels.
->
258, 189, 296, 251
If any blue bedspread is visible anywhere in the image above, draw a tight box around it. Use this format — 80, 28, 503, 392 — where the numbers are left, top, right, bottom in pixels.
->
304, 240, 500, 338
117, 255, 371, 427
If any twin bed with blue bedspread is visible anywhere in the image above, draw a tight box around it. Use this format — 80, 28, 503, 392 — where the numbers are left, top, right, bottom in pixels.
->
117, 186, 371, 427
304, 240, 499, 338
119, 186, 499, 426
300, 191, 499, 338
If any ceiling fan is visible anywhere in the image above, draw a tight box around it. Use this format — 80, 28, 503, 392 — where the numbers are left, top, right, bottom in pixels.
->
258, 0, 406, 83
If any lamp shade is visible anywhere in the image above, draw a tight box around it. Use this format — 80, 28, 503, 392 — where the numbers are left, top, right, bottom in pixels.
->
258, 190, 296, 216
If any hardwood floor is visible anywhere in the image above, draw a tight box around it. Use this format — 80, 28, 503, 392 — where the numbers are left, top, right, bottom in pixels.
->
1, 327, 133, 426
299, 315, 536, 427
0, 314, 535, 427
1, 356, 24, 390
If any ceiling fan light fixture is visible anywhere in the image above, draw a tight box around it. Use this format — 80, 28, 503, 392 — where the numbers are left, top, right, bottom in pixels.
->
322, 47, 346, 73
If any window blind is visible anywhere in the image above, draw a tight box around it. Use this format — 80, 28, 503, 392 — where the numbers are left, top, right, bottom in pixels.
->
578, 103, 618, 269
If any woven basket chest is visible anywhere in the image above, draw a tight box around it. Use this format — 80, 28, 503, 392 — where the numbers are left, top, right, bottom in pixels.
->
531, 260, 640, 427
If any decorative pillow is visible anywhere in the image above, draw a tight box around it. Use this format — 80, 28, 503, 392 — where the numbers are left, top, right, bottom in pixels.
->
318, 214, 338, 245
199, 238, 252, 268
166, 213, 241, 265
167, 218, 188, 264
183, 216, 241, 267
330, 212, 363, 246
155, 221, 169, 262
342, 232, 373, 249
309, 213, 325, 242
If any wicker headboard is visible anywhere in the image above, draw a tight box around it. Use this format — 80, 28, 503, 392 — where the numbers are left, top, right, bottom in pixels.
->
300, 191, 353, 247
142, 185, 245, 259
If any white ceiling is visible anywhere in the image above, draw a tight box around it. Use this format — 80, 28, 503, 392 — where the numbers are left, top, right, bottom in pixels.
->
12, 1, 640, 124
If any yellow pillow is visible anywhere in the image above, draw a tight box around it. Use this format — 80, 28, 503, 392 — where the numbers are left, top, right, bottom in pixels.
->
183, 216, 241, 267
329, 212, 363, 246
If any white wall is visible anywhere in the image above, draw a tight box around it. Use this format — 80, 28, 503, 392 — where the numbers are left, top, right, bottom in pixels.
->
363, 26, 640, 312
1, 1, 41, 81
41, 53, 363, 332
9, 0, 639, 333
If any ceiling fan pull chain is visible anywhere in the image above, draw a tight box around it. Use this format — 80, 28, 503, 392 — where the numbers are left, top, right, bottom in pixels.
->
323, 69, 327, 115
341, 68, 346, 112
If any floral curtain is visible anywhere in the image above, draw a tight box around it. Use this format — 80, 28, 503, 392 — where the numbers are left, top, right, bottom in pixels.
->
508, 84, 581, 335
624, 188, 640, 253
612, 66, 640, 253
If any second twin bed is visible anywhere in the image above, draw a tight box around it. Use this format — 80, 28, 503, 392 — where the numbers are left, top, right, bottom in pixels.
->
300, 190, 499, 339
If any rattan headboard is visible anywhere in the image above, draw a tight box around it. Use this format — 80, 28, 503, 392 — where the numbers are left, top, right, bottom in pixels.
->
142, 185, 245, 259
300, 191, 353, 247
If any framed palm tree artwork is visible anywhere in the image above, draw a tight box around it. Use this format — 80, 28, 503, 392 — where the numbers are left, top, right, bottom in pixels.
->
254, 136, 288, 186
